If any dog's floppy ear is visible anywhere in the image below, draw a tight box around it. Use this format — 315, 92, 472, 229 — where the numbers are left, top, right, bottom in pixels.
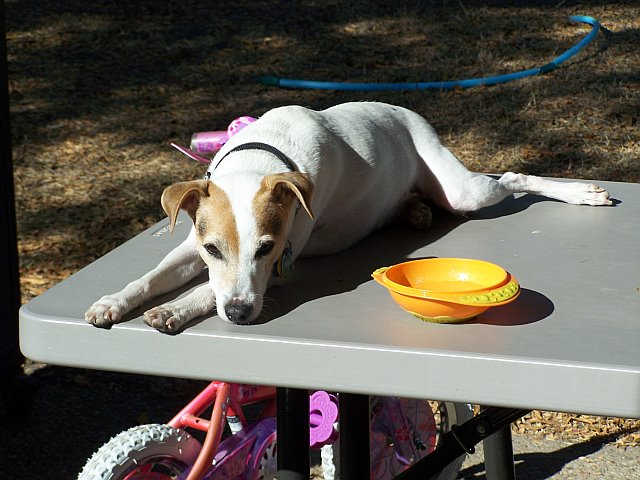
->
264, 172, 314, 220
161, 179, 210, 232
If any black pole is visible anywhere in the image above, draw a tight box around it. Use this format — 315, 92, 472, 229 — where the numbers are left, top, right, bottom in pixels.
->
338, 393, 370, 479
0, 1, 25, 411
276, 387, 309, 480
483, 419, 517, 480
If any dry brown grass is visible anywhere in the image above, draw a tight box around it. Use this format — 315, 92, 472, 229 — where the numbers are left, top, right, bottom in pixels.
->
7, 0, 639, 445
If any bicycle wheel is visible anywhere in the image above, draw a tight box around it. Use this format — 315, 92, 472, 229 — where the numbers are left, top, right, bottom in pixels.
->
252, 431, 277, 480
369, 398, 472, 480
78, 424, 201, 480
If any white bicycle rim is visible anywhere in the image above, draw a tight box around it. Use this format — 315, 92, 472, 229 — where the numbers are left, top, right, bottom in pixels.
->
78, 423, 201, 480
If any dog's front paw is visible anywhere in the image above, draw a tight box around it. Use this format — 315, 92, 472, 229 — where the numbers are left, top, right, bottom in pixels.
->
85, 296, 127, 328
576, 183, 612, 206
144, 306, 188, 333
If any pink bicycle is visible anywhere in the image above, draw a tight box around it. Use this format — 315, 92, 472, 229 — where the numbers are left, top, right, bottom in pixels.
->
78, 379, 471, 480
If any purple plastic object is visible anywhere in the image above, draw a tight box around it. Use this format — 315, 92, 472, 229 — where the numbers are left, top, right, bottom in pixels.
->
309, 390, 339, 448
178, 417, 277, 480
189, 116, 257, 155
189, 131, 229, 155
226, 115, 257, 138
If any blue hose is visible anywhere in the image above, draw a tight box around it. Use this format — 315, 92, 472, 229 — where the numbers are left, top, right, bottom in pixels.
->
258, 15, 600, 91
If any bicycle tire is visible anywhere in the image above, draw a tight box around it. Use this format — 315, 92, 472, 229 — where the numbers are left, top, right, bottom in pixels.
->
252, 431, 277, 480
319, 398, 470, 480
78, 423, 201, 480
369, 399, 472, 480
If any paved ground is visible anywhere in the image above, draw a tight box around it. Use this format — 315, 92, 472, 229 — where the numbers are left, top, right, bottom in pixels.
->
459, 434, 640, 479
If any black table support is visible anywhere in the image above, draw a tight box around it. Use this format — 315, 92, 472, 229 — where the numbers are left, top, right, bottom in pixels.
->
276, 387, 310, 480
483, 405, 518, 480
484, 424, 517, 480
339, 393, 371, 479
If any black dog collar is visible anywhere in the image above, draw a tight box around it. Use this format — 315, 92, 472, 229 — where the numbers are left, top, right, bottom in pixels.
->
211, 142, 298, 173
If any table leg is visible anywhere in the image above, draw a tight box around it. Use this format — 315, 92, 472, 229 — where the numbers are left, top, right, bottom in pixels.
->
0, 0, 25, 417
339, 393, 370, 479
276, 387, 309, 480
484, 424, 517, 480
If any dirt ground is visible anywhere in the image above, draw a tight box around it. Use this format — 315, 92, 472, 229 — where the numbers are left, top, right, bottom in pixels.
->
3, 0, 639, 477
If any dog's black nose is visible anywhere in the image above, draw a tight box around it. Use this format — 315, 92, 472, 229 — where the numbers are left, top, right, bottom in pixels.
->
225, 302, 253, 324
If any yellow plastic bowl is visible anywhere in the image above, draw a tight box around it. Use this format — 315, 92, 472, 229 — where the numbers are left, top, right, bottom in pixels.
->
372, 258, 520, 323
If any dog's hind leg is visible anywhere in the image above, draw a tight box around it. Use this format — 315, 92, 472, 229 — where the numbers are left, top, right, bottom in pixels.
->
492, 172, 611, 207
403, 108, 611, 212
412, 134, 611, 212
436, 170, 612, 213
410, 135, 514, 213
85, 227, 206, 328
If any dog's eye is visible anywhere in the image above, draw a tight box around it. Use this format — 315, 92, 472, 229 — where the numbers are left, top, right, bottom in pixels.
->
204, 243, 223, 260
255, 241, 275, 259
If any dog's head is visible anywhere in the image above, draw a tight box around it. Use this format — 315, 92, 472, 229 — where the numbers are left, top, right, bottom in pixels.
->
161, 172, 314, 324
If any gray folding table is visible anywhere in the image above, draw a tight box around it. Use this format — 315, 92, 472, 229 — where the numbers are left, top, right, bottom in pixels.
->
20, 178, 640, 479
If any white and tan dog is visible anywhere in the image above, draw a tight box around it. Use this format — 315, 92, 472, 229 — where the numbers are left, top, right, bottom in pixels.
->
85, 102, 611, 331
